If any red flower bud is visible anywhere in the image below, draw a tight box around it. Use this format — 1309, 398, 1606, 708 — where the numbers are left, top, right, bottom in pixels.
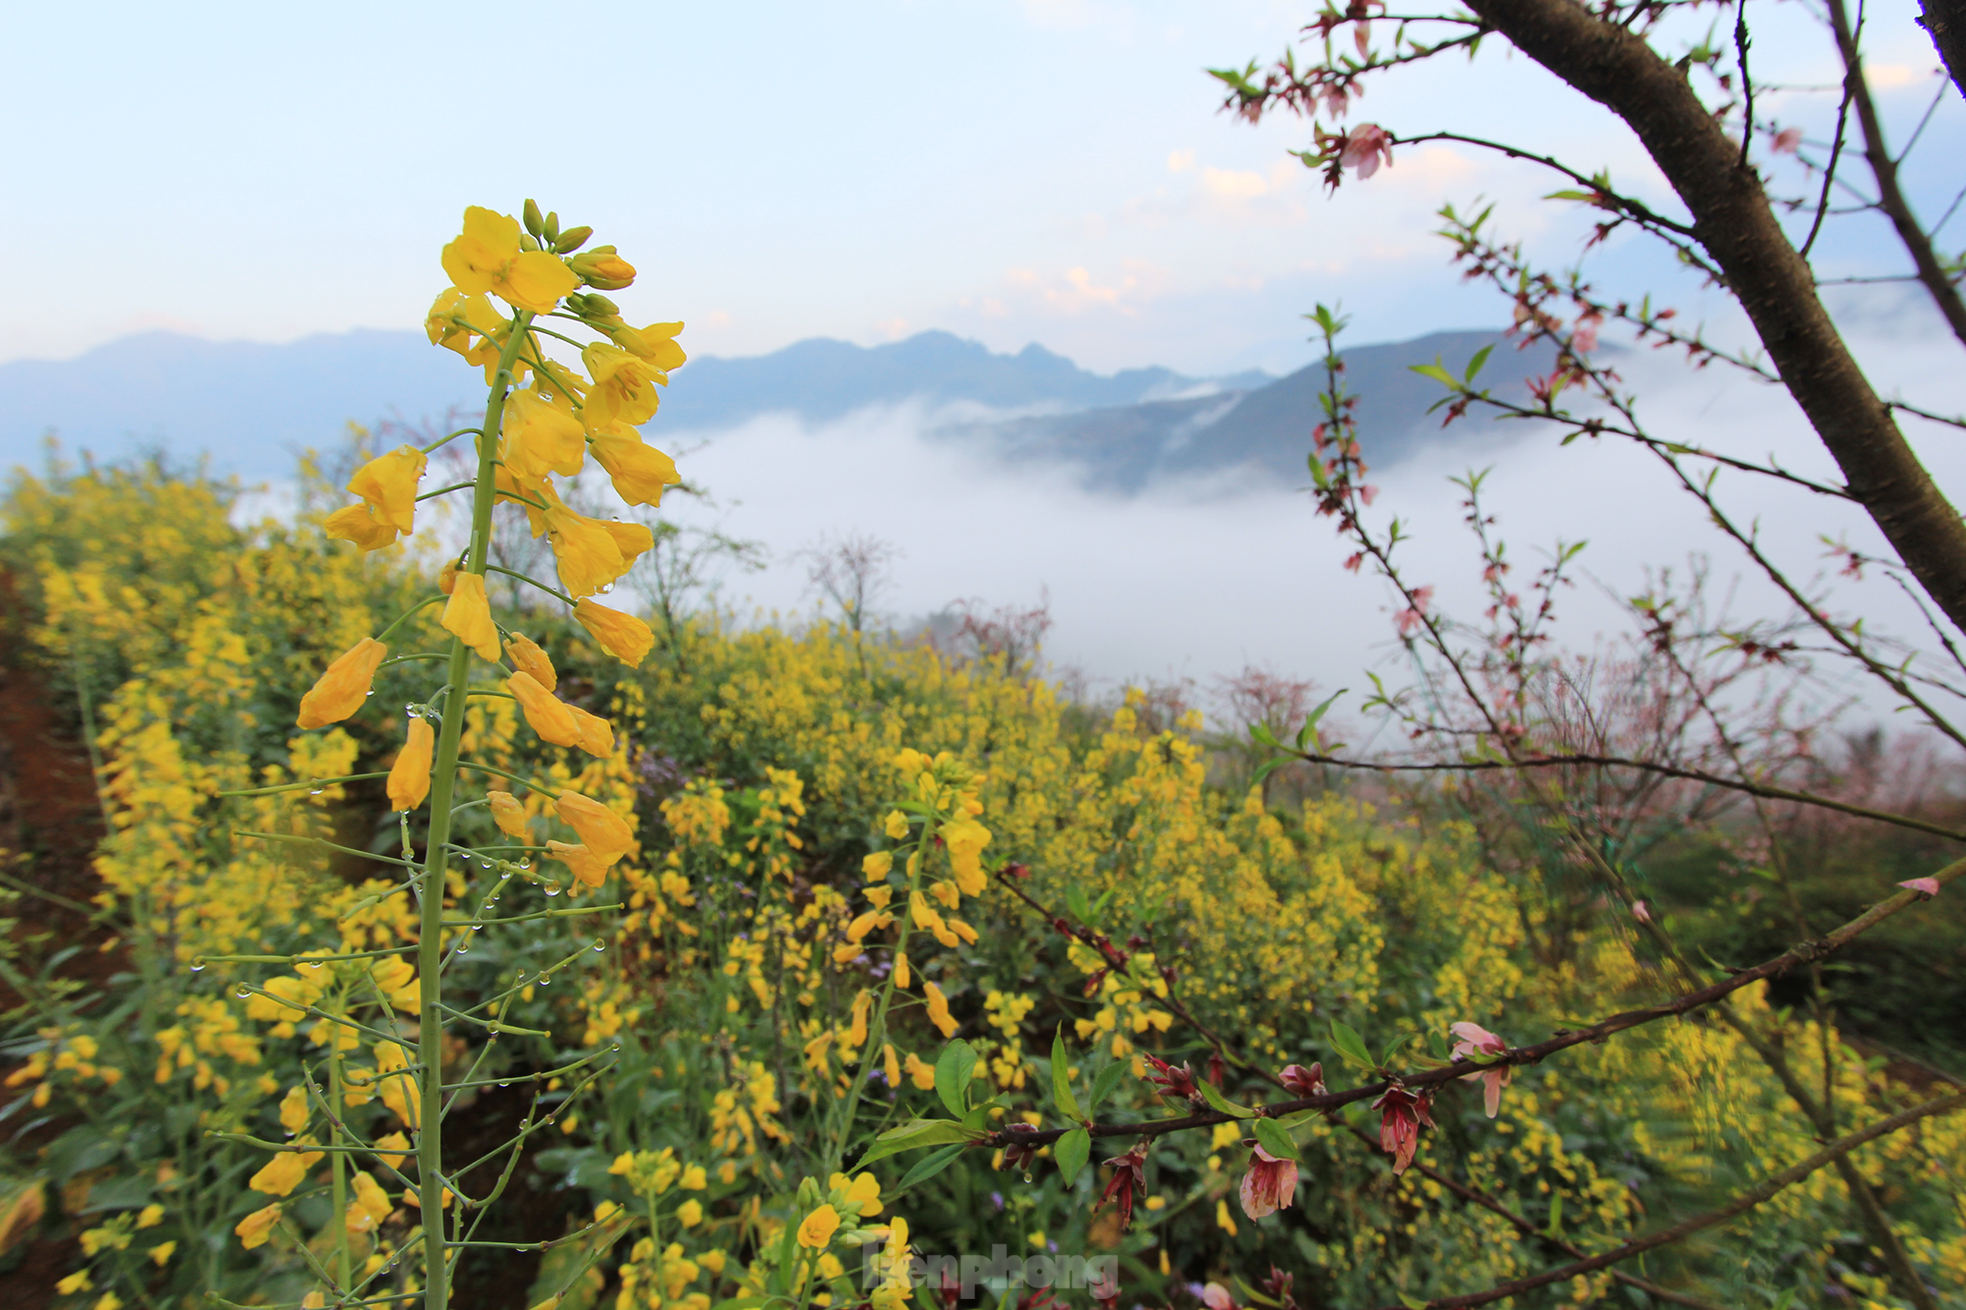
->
1279, 1062, 1326, 1097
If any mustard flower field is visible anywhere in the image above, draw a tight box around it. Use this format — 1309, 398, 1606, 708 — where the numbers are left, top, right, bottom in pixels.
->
1, 203, 1963, 1310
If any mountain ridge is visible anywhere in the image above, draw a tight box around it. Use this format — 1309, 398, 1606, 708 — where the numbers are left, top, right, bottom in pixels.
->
0, 326, 1551, 489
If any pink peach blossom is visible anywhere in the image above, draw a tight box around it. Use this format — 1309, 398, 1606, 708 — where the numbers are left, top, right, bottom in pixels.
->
1898, 877, 1941, 897
1239, 1145, 1300, 1219
1772, 126, 1803, 153
1450, 1021, 1512, 1118
1338, 124, 1394, 179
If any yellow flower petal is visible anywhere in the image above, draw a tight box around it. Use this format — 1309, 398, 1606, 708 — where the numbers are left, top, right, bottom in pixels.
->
296, 638, 388, 729
508, 671, 582, 748
441, 572, 501, 662
573, 598, 655, 669
386, 717, 435, 812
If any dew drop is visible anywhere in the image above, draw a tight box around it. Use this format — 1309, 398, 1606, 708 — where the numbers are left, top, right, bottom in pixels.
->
592, 940, 606, 952
609, 1042, 622, 1053
309, 788, 325, 797
1022, 1172, 1034, 1184
471, 923, 484, 932
457, 941, 469, 953
544, 1114, 556, 1124
366, 689, 375, 698
516, 860, 531, 871
544, 882, 563, 897
500, 870, 514, 881
498, 1080, 510, 1088
189, 958, 207, 972
235, 985, 251, 999
539, 973, 553, 986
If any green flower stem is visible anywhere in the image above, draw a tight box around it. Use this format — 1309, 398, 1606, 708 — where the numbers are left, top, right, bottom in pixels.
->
379, 654, 452, 670
419, 426, 485, 455
329, 1028, 353, 1295
232, 831, 420, 869
196, 946, 410, 965
441, 1048, 612, 1092
455, 760, 563, 796
483, 564, 575, 606
416, 306, 536, 1310
216, 772, 388, 798
376, 595, 447, 645
416, 481, 479, 504
439, 903, 619, 927
829, 814, 936, 1177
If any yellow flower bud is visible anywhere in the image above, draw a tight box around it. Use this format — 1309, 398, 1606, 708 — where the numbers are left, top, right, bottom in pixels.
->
862, 851, 893, 881
568, 704, 615, 758
571, 245, 638, 291
923, 982, 958, 1038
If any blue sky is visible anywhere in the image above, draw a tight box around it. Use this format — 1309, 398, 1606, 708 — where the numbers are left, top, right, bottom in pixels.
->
7, 0, 1957, 376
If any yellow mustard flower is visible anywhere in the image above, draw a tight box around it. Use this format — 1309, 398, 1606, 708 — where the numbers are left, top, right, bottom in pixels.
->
347, 445, 426, 537
323, 502, 401, 551
487, 789, 531, 839
902, 1051, 935, 1090
568, 704, 615, 759
923, 982, 958, 1038
442, 206, 580, 314
863, 851, 893, 881
943, 819, 990, 896
677, 1199, 704, 1228
573, 598, 655, 669
387, 717, 435, 812
504, 632, 557, 690
543, 502, 628, 599
135, 1204, 164, 1230
581, 343, 665, 429
587, 425, 681, 508
147, 1241, 176, 1267
277, 1086, 308, 1135
57, 1272, 93, 1295
248, 1142, 322, 1196
556, 789, 635, 865
425, 286, 503, 357
835, 1171, 882, 1218
502, 388, 587, 481
883, 1043, 902, 1090
441, 572, 501, 662
894, 953, 911, 990
680, 1164, 708, 1190
608, 319, 687, 370
372, 1131, 411, 1171
797, 1204, 841, 1250
883, 811, 909, 840
374, 1040, 420, 1129
296, 637, 388, 729
347, 1171, 393, 1235
508, 671, 582, 748
549, 841, 609, 888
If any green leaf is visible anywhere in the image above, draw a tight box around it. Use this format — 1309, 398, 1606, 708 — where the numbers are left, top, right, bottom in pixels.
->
1232, 1277, 1282, 1309
894, 1143, 967, 1195
1252, 1117, 1300, 1162
856, 1119, 978, 1169
1292, 689, 1348, 753
934, 1041, 978, 1118
1397, 1296, 1430, 1310
1329, 1018, 1375, 1070
1248, 721, 1283, 749
1464, 344, 1494, 384
1055, 1127, 1091, 1185
1543, 1190, 1565, 1239
1051, 1026, 1083, 1122
1065, 884, 1091, 923
1378, 1032, 1417, 1068
1089, 1061, 1128, 1115
1541, 189, 1596, 202
1196, 1078, 1255, 1118
1407, 360, 1459, 389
